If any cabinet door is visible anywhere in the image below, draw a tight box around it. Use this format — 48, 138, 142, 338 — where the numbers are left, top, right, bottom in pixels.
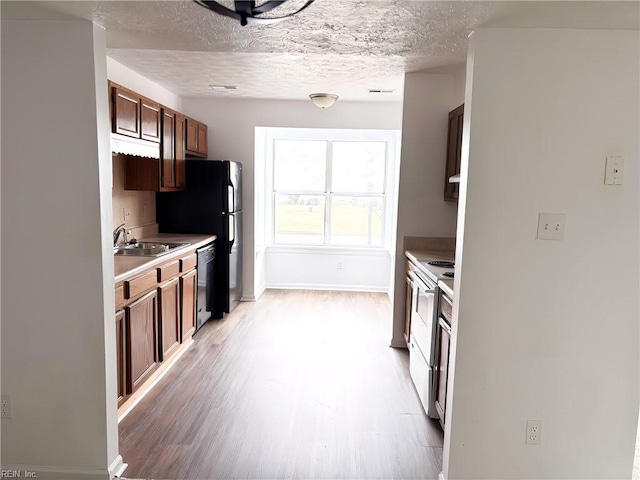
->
126, 289, 158, 394
159, 277, 181, 361
113, 87, 140, 138
161, 110, 175, 189
444, 104, 464, 202
141, 99, 161, 143
175, 114, 186, 188
186, 118, 198, 153
404, 275, 414, 346
434, 317, 451, 427
180, 269, 197, 341
197, 122, 208, 156
115, 309, 127, 407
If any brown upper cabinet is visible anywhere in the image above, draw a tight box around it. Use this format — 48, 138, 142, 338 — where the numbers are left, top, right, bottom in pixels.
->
185, 117, 208, 157
175, 114, 186, 188
141, 99, 161, 143
111, 83, 160, 143
112, 87, 140, 138
110, 81, 208, 191
444, 104, 464, 202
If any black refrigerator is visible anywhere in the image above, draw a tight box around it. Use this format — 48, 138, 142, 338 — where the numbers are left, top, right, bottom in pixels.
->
156, 160, 243, 318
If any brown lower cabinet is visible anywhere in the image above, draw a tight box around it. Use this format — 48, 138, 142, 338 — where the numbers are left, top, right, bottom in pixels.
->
115, 247, 202, 409
159, 277, 181, 361
126, 289, 158, 394
434, 291, 454, 428
115, 309, 127, 407
180, 269, 197, 341
434, 317, 451, 427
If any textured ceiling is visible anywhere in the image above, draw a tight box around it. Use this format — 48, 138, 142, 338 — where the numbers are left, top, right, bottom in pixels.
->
3, 1, 638, 101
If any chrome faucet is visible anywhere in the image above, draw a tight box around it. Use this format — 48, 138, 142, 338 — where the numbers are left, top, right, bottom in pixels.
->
113, 223, 129, 247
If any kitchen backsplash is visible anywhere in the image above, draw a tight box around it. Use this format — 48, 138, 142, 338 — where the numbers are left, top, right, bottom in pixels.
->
404, 236, 456, 252
112, 154, 158, 239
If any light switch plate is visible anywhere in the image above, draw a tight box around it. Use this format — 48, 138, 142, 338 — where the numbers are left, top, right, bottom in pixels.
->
605, 156, 624, 185
537, 213, 566, 240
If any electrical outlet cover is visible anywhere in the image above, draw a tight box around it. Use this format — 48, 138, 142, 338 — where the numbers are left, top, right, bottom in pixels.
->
1, 395, 12, 418
526, 420, 542, 445
537, 213, 566, 240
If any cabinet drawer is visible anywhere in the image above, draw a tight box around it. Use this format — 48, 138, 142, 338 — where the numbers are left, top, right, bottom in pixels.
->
157, 260, 180, 282
125, 270, 158, 299
115, 285, 125, 310
440, 294, 453, 323
180, 253, 197, 272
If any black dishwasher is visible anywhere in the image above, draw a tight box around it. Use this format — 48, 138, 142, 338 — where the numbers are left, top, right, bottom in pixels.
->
196, 243, 216, 330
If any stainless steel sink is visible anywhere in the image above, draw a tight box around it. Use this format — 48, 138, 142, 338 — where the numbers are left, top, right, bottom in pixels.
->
113, 241, 190, 257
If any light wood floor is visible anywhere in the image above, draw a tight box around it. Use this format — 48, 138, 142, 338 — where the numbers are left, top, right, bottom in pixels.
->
119, 289, 444, 480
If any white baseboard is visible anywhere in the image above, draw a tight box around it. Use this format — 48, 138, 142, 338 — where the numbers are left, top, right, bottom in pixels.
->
2, 463, 113, 480
255, 284, 266, 300
109, 455, 128, 479
389, 337, 408, 348
265, 283, 388, 293
117, 339, 192, 422
241, 284, 266, 302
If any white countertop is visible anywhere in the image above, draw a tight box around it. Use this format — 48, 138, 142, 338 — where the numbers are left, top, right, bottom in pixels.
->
114, 233, 217, 282
438, 278, 454, 299
405, 249, 455, 286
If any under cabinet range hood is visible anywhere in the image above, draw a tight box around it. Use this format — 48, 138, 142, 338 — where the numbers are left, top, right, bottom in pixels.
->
111, 133, 160, 159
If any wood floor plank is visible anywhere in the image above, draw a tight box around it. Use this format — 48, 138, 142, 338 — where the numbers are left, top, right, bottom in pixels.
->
119, 289, 443, 479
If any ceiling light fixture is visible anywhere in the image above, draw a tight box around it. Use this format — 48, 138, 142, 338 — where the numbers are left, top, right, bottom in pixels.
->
309, 93, 339, 109
194, 0, 316, 26
209, 85, 238, 90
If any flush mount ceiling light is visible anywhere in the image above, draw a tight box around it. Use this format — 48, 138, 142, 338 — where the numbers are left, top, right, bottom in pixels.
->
309, 93, 339, 109
194, 0, 315, 26
209, 84, 238, 90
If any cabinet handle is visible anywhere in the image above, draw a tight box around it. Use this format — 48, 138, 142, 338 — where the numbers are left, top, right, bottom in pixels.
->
408, 270, 434, 292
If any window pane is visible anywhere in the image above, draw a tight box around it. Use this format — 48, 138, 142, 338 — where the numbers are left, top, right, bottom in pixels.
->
329, 196, 383, 246
274, 194, 325, 245
332, 142, 386, 193
274, 140, 327, 192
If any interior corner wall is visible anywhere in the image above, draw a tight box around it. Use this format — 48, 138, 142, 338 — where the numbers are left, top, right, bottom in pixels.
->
445, 27, 639, 479
390, 71, 463, 347
180, 98, 403, 300
1, 19, 117, 479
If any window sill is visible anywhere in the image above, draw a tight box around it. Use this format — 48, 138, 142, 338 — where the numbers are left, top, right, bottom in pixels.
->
266, 245, 391, 257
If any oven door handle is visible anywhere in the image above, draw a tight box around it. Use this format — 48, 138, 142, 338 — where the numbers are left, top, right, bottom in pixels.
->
408, 270, 434, 293
439, 316, 452, 335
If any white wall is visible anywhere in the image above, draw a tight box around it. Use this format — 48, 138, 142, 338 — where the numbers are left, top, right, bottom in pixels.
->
390, 71, 464, 347
264, 247, 391, 292
445, 28, 639, 479
2, 19, 121, 479
181, 98, 403, 299
107, 57, 182, 111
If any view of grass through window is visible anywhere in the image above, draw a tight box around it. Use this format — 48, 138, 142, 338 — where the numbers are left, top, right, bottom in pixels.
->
273, 139, 386, 246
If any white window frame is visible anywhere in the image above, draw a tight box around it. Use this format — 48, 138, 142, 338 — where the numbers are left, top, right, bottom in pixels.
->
263, 127, 400, 251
